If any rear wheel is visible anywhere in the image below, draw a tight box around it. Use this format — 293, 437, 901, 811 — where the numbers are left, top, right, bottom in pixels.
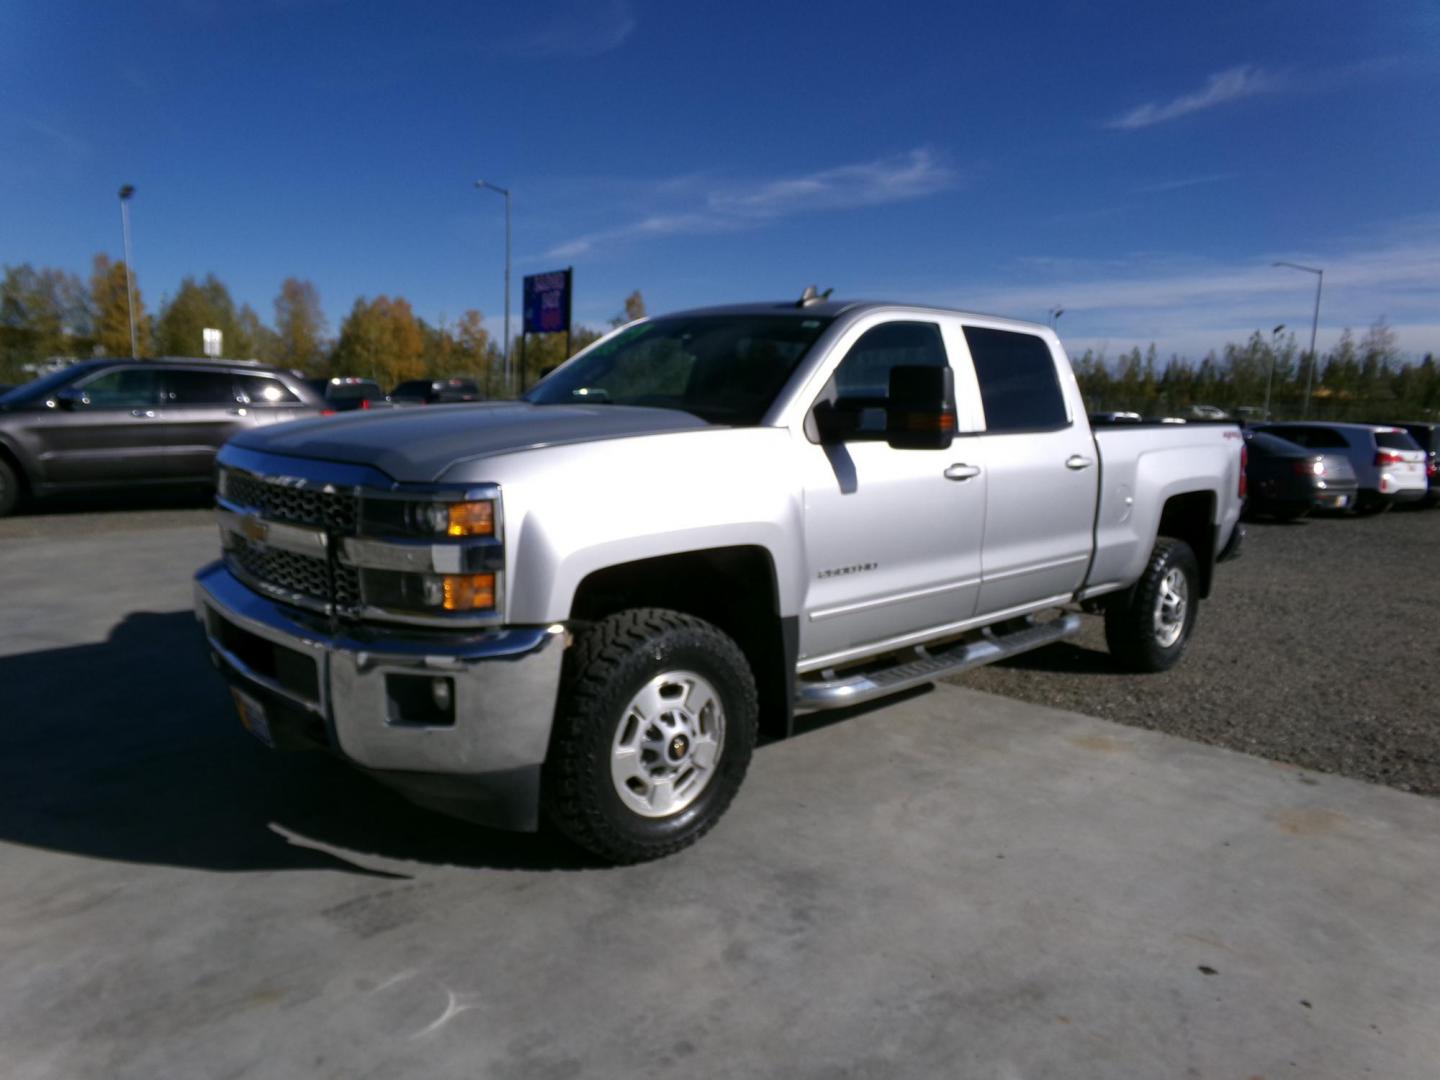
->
0, 458, 19, 517
542, 608, 758, 863
1104, 538, 1199, 673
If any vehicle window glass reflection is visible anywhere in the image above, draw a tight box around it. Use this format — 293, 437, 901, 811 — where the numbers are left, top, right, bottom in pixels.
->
76, 368, 162, 408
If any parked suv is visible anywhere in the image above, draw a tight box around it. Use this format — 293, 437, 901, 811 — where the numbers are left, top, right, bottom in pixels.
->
1254, 422, 1427, 513
0, 357, 323, 515
390, 376, 482, 406
1392, 421, 1439, 507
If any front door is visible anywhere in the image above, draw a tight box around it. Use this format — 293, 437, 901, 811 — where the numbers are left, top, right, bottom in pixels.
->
799, 320, 986, 668
159, 368, 250, 479
28, 366, 165, 485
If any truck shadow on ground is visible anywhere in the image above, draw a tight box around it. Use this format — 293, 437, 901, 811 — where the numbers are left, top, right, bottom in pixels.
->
989, 641, 1116, 676
0, 611, 597, 877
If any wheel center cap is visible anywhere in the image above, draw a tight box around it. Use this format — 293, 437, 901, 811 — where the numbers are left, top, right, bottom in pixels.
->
668, 734, 689, 761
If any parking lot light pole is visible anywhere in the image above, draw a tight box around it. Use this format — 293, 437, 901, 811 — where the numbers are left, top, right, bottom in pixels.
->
1264, 324, 1285, 419
474, 180, 511, 395
118, 185, 138, 358
1273, 262, 1323, 418
1048, 306, 1064, 328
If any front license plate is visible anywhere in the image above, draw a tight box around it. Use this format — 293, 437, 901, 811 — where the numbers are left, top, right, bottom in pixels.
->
232, 688, 274, 747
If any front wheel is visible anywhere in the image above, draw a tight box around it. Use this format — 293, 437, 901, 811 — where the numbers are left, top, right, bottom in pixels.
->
542, 608, 758, 863
1104, 538, 1199, 673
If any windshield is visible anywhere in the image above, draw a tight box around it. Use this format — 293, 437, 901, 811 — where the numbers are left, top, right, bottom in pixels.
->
0, 362, 106, 407
524, 314, 834, 424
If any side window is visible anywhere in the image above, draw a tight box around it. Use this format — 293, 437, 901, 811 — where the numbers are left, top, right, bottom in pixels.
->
166, 369, 241, 405
832, 321, 948, 401
964, 327, 1068, 433
77, 367, 162, 408
237, 375, 300, 404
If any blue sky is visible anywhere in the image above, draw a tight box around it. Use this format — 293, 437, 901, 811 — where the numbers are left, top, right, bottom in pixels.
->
3, 0, 1438, 360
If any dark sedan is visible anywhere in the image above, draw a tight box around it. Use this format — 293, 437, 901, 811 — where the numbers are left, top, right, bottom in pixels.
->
390, 376, 482, 406
1244, 429, 1359, 520
0, 357, 324, 516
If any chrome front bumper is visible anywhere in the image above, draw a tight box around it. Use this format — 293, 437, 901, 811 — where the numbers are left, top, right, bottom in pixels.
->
194, 561, 566, 828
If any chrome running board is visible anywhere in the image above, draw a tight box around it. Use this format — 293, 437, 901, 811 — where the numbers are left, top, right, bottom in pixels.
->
795, 613, 1083, 710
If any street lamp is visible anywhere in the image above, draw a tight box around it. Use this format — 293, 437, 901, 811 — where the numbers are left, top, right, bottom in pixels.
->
474, 180, 512, 395
1273, 262, 1323, 418
1048, 306, 1064, 328
1263, 323, 1285, 419
118, 184, 138, 357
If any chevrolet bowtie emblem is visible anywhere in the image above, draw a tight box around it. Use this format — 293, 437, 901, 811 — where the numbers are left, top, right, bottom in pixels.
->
241, 515, 269, 543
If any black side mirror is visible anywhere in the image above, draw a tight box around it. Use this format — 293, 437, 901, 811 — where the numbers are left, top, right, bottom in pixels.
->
54, 387, 89, 410
886, 365, 956, 450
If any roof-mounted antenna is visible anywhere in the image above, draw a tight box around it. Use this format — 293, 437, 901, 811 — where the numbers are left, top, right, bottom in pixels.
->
796, 285, 834, 308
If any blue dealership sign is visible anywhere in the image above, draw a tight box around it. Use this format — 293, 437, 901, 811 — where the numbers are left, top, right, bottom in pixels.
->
523, 269, 572, 334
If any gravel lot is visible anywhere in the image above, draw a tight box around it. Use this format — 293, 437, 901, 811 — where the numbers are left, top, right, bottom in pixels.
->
955, 507, 1440, 796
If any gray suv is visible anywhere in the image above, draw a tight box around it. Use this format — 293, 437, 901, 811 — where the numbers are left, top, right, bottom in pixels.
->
0, 358, 323, 515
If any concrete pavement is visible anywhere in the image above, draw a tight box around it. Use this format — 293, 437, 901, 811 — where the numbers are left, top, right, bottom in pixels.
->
1, 510, 1437, 1078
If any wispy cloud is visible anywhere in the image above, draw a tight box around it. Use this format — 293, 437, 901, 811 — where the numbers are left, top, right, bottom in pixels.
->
931, 221, 1440, 360
495, 0, 635, 58
1133, 172, 1239, 194
1107, 66, 1279, 130
543, 148, 955, 259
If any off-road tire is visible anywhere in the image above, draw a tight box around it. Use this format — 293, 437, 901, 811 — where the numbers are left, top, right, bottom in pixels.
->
0, 458, 19, 517
542, 608, 758, 864
1104, 538, 1199, 673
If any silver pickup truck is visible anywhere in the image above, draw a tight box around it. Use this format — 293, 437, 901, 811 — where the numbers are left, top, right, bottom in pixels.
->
195, 297, 1244, 862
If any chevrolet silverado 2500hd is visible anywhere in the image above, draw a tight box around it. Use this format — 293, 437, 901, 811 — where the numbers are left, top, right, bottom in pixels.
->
195, 298, 1244, 862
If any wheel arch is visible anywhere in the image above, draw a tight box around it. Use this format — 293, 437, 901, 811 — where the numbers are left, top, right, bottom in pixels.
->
569, 545, 796, 742
1156, 490, 1217, 597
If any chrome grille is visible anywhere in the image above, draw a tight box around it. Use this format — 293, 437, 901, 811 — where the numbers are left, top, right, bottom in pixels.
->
227, 537, 331, 606
223, 469, 357, 533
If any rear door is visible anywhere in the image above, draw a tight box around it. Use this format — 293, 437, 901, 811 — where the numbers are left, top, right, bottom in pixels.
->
28, 366, 165, 484
961, 326, 1098, 616
159, 368, 248, 479
798, 318, 987, 666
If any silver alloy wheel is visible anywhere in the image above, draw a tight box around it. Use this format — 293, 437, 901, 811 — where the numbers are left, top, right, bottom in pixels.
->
1153, 567, 1189, 648
610, 670, 726, 818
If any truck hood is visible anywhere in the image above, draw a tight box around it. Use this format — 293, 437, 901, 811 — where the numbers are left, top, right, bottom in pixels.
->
229, 402, 712, 482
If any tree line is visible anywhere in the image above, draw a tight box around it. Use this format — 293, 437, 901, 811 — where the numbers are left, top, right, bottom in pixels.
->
4, 258, 1433, 419
0, 256, 648, 394
1073, 320, 1439, 420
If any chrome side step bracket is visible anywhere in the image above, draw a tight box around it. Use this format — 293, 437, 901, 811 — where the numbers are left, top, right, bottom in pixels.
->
795, 613, 1083, 711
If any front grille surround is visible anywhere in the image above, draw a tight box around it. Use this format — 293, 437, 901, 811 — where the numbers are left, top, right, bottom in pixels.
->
216, 463, 503, 627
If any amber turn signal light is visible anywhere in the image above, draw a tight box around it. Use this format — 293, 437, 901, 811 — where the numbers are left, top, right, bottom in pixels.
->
442, 573, 496, 611
446, 501, 495, 537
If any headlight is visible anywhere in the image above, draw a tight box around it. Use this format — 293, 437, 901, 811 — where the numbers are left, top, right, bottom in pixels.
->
405, 499, 494, 537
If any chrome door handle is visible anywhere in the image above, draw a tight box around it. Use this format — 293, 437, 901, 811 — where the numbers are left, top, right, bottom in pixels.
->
130, 409, 156, 418
944, 463, 981, 481
1065, 455, 1094, 470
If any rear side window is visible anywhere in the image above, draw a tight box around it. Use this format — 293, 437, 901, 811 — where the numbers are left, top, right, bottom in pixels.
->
964, 327, 1068, 433
166, 369, 240, 405
237, 375, 300, 404
1375, 431, 1421, 452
